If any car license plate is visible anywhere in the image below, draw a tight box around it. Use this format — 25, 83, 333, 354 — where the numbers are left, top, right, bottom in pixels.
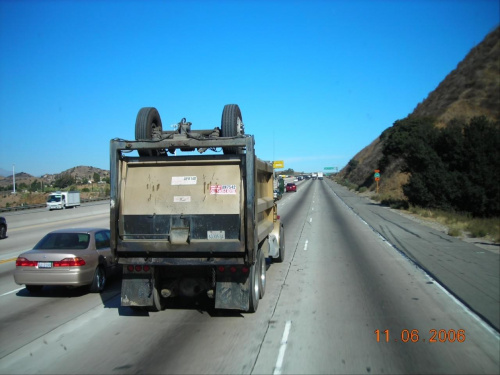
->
38, 262, 52, 268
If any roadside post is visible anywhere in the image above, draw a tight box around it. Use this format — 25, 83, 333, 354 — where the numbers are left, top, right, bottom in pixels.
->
374, 170, 380, 194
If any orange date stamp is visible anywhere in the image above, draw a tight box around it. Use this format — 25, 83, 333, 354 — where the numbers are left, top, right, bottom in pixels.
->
375, 329, 466, 343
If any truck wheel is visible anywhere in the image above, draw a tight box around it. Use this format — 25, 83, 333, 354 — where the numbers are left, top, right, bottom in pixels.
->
0, 225, 6, 239
247, 252, 261, 313
274, 224, 285, 263
259, 250, 266, 298
135, 107, 164, 157
221, 104, 244, 154
89, 266, 106, 293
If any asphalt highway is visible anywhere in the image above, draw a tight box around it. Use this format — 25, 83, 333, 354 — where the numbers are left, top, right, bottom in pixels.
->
0, 183, 498, 374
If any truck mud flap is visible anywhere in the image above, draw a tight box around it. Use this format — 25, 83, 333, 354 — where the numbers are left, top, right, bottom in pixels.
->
215, 275, 250, 311
121, 275, 154, 307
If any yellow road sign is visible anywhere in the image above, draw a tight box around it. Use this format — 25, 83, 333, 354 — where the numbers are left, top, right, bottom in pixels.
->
273, 160, 284, 169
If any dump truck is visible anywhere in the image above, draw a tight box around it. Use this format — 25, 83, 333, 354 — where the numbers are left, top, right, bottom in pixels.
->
109, 104, 285, 312
46, 191, 80, 210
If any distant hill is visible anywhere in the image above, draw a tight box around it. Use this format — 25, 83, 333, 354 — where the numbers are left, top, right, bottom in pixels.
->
339, 26, 500, 199
41, 166, 110, 185
0, 166, 110, 188
412, 27, 500, 124
0, 168, 11, 177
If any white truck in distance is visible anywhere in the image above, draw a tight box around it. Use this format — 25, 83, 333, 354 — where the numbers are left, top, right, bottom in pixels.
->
318, 172, 324, 180
46, 191, 80, 210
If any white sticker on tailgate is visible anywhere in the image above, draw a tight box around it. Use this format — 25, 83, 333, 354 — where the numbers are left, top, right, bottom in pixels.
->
173, 196, 191, 202
207, 231, 225, 240
171, 176, 197, 185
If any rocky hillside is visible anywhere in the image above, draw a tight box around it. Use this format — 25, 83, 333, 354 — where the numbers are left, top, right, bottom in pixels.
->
0, 166, 109, 189
339, 26, 500, 199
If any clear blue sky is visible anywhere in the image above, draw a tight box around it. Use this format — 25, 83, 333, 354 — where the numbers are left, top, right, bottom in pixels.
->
1, 0, 499, 177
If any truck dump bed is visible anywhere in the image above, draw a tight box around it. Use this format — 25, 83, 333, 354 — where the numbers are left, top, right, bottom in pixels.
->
110, 136, 275, 266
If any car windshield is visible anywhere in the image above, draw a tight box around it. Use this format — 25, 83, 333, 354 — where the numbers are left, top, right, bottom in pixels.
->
47, 196, 61, 202
34, 233, 90, 250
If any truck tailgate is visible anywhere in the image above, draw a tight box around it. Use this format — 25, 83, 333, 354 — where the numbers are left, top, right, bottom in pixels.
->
117, 158, 244, 254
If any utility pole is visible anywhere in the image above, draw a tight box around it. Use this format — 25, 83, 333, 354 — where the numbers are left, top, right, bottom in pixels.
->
12, 164, 16, 194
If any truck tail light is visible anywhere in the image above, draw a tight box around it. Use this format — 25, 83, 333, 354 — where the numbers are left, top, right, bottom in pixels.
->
216, 266, 250, 274
126, 265, 151, 272
53, 257, 86, 267
16, 257, 37, 267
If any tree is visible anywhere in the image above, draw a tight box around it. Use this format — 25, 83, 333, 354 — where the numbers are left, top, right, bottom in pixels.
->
346, 159, 359, 174
54, 173, 76, 189
460, 116, 500, 216
93, 172, 100, 183
382, 115, 500, 216
30, 180, 40, 192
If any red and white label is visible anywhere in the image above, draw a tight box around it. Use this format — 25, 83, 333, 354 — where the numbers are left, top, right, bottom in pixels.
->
210, 184, 237, 195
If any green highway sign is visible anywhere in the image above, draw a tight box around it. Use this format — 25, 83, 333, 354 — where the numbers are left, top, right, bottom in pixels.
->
324, 167, 334, 170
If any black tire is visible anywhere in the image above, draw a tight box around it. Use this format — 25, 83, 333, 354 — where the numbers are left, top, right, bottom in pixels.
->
274, 224, 285, 263
135, 107, 164, 157
246, 252, 261, 313
26, 285, 43, 294
259, 249, 266, 299
89, 266, 106, 293
221, 104, 244, 154
0, 225, 6, 239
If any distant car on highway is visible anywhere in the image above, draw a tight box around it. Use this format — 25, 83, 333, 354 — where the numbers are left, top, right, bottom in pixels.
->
286, 183, 297, 192
0, 217, 7, 239
14, 228, 118, 294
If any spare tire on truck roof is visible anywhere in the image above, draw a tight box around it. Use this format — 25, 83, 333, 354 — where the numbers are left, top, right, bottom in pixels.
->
135, 107, 164, 157
221, 104, 244, 154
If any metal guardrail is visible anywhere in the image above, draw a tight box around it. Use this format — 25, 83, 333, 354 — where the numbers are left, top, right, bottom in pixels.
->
0, 197, 110, 213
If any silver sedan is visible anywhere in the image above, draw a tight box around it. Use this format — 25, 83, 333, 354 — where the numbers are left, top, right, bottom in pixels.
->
13, 228, 117, 294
